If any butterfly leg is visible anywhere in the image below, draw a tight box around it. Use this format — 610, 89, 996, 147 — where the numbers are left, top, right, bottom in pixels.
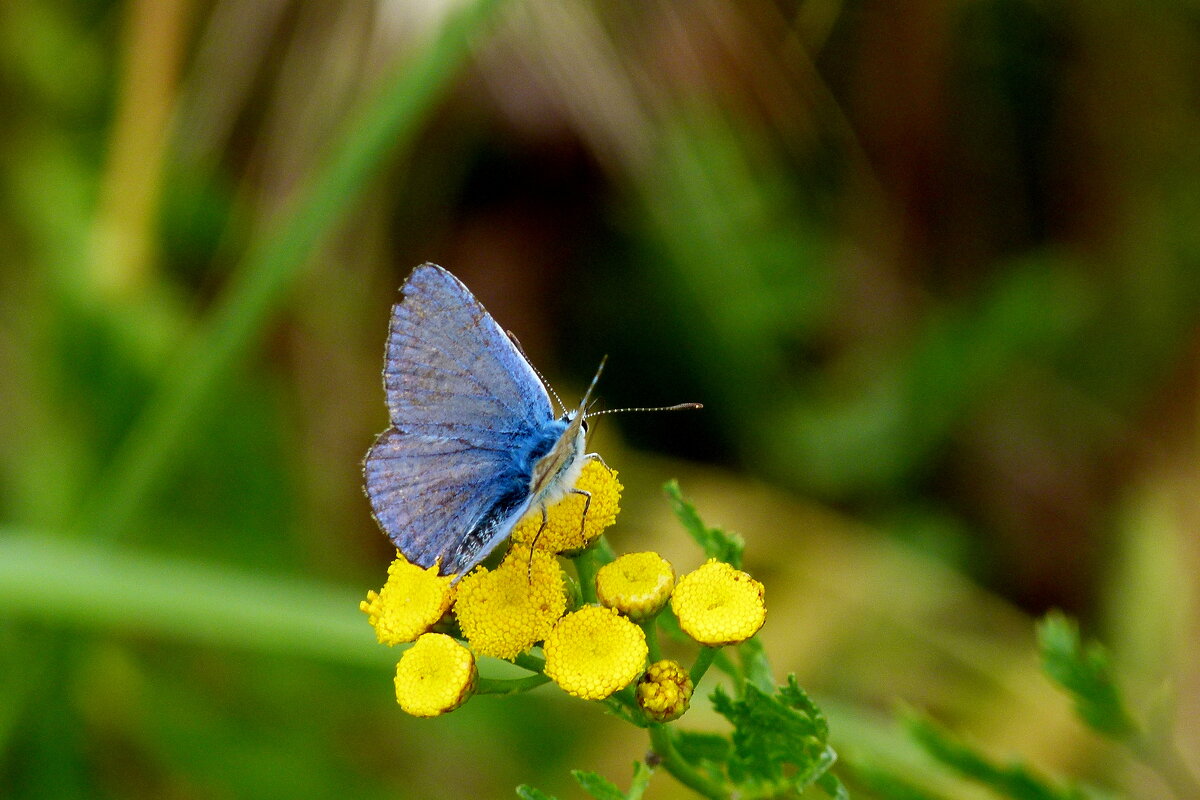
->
585, 452, 614, 476
527, 505, 550, 581
570, 488, 593, 542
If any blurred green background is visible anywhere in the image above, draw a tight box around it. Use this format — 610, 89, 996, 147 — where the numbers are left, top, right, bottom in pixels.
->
1, 0, 1197, 797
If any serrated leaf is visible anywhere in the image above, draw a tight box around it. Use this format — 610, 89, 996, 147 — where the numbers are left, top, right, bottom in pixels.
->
516, 785, 558, 800
711, 676, 835, 792
663, 480, 744, 567
905, 714, 1086, 800
780, 675, 829, 741
674, 730, 733, 765
571, 770, 625, 800
1037, 611, 1138, 741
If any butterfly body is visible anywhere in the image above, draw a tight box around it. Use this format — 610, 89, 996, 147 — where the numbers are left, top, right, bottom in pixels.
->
364, 263, 588, 577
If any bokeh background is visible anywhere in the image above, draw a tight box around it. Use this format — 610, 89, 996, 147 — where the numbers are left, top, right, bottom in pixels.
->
1, 0, 1198, 797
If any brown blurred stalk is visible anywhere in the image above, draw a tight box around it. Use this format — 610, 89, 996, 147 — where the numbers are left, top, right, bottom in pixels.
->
90, 0, 192, 302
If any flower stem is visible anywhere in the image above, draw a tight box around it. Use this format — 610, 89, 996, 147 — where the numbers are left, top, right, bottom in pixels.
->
642, 618, 663, 663
513, 651, 545, 673
690, 646, 718, 686
476, 673, 550, 695
648, 724, 730, 800
602, 688, 648, 728
573, 536, 614, 604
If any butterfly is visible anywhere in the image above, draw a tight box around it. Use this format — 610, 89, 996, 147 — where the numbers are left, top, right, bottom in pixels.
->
363, 263, 600, 578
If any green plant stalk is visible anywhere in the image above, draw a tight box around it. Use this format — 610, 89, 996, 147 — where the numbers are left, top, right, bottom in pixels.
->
648, 724, 730, 800
690, 646, 718, 686
642, 618, 664, 663
75, 0, 506, 542
573, 536, 615, 605
0, 533, 391, 669
601, 689, 648, 728
514, 651, 546, 674
476, 673, 551, 695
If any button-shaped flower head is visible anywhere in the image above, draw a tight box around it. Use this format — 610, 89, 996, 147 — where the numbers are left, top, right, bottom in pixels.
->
393, 633, 477, 717
453, 546, 567, 660
671, 559, 766, 646
595, 551, 675, 621
360, 552, 455, 645
511, 460, 622, 554
636, 660, 693, 722
544, 606, 648, 700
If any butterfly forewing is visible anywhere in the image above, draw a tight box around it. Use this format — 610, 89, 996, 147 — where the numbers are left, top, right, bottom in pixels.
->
384, 265, 552, 441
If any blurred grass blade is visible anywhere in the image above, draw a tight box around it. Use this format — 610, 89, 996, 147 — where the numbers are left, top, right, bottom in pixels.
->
77, 0, 505, 541
903, 713, 1087, 800
0, 532, 391, 668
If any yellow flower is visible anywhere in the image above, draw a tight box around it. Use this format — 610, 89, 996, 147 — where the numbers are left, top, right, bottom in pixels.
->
636, 660, 693, 722
453, 546, 567, 660
393, 633, 476, 717
671, 559, 766, 646
544, 606, 647, 700
360, 552, 455, 645
595, 552, 675, 621
511, 460, 622, 554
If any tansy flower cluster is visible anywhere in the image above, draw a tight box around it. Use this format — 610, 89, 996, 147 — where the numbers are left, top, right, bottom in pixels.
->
360, 459, 767, 720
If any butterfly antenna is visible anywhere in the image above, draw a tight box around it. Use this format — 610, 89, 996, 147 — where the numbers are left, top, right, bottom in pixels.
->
508, 329, 566, 415
575, 355, 608, 416
586, 402, 703, 417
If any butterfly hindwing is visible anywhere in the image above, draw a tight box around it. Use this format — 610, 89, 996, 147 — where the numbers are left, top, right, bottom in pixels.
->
365, 428, 533, 575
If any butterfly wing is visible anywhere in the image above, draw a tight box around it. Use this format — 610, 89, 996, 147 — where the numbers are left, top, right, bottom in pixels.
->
365, 264, 554, 574
383, 264, 553, 439
365, 428, 533, 575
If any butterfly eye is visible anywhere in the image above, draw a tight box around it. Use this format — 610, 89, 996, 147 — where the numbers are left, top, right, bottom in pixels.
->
581, 420, 590, 433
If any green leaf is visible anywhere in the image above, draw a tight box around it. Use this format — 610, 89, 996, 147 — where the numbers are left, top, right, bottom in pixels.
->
673, 730, 732, 765
571, 770, 625, 800
1036, 611, 1138, 741
515, 786, 558, 800
663, 480, 744, 567
905, 714, 1086, 800
779, 676, 829, 741
710, 674, 836, 793
844, 761, 953, 800
738, 636, 774, 694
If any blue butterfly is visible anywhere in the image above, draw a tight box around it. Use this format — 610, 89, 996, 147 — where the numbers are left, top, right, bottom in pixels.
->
364, 264, 597, 577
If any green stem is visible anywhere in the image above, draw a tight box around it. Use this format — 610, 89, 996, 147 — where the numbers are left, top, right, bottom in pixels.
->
602, 688, 648, 728
513, 651, 545, 673
74, 0, 506, 542
475, 673, 550, 695
573, 537, 613, 604
642, 618, 663, 663
690, 646, 718, 686
648, 724, 730, 800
